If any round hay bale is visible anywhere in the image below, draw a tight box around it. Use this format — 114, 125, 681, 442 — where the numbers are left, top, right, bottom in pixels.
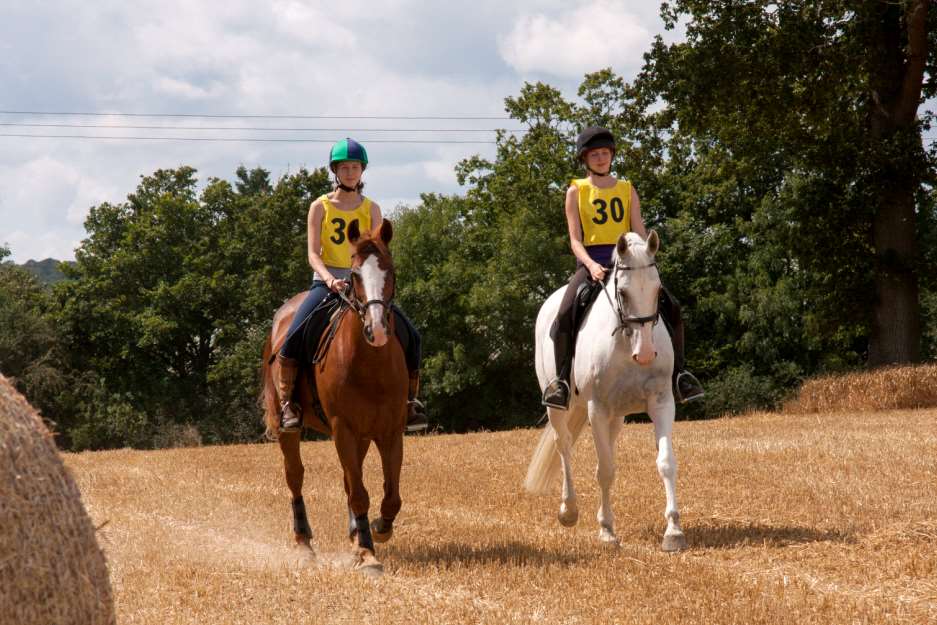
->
0, 374, 115, 625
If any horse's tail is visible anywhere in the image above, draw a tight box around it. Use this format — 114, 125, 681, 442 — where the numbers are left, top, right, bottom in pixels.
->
524, 409, 588, 495
260, 334, 280, 441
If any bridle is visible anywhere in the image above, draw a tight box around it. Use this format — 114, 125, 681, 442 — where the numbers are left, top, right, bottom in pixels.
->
338, 255, 395, 341
601, 259, 661, 336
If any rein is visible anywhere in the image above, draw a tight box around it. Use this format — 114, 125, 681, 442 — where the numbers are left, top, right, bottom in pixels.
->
601, 260, 660, 336
308, 251, 397, 365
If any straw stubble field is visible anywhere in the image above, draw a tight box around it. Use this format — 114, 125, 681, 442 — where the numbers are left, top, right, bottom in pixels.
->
65, 409, 937, 625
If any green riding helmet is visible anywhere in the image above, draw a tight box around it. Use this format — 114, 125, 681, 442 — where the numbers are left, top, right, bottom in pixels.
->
329, 138, 369, 172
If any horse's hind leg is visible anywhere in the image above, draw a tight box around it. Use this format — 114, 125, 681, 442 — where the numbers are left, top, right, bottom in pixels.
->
648, 392, 687, 552
371, 433, 403, 543
548, 406, 580, 527
591, 405, 623, 545
278, 432, 313, 548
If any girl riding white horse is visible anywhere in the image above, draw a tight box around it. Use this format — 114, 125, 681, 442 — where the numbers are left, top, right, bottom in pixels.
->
526, 230, 688, 551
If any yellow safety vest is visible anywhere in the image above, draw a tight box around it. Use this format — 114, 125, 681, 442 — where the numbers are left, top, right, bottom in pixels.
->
573, 178, 633, 246
318, 195, 372, 268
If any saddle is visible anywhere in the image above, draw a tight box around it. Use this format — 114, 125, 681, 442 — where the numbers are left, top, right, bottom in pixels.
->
549, 278, 605, 344
296, 294, 346, 430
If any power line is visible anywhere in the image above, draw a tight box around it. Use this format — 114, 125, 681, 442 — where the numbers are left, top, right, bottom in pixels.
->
0, 110, 512, 121
0, 133, 497, 144
0, 121, 526, 133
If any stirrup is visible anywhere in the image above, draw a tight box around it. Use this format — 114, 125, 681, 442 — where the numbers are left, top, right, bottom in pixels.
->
542, 378, 570, 410
675, 371, 705, 404
406, 399, 428, 432
280, 402, 302, 433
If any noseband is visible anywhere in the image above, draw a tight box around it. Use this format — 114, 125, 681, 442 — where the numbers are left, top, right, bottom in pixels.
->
602, 260, 660, 336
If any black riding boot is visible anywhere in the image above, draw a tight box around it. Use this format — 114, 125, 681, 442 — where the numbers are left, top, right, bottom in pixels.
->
659, 287, 704, 404
542, 331, 573, 410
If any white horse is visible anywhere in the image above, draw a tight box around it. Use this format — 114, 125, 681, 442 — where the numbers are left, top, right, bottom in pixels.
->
525, 230, 687, 551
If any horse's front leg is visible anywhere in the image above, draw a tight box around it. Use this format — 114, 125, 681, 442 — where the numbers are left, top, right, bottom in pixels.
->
334, 427, 383, 574
548, 406, 580, 527
590, 403, 624, 545
371, 432, 403, 543
335, 428, 371, 544
278, 431, 313, 549
648, 391, 688, 552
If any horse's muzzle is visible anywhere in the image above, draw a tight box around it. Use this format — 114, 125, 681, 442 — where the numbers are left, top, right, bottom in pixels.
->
363, 319, 389, 347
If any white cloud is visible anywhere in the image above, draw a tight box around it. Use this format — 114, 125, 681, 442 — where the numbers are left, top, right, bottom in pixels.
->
0, 156, 118, 227
0, 1, 672, 262
154, 77, 226, 100
499, 1, 653, 78
0, 153, 125, 261
270, 0, 358, 48
422, 160, 458, 186
2, 230, 81, 263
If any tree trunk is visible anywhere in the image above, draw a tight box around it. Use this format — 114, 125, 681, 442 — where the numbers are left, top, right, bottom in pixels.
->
866, 0, 928, 365
870, 184, 921, 364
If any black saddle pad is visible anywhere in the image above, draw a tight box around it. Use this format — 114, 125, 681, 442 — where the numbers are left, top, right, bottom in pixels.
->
301, 293, 343, 364
550, 279, 604, 343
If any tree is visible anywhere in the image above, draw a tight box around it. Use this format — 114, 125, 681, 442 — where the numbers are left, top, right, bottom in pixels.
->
55, 165, 331, 448
0, 251, 69, 426
393, 84, 587, 429
646, 0, 936, 365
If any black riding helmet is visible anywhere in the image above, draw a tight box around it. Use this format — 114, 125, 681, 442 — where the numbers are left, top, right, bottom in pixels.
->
576, 127, 616, 176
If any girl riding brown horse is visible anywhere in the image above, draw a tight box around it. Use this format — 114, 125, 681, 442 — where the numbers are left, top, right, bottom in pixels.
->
274, 137, 426, 434
261, 138, 423, 572
262, 218, 409, 573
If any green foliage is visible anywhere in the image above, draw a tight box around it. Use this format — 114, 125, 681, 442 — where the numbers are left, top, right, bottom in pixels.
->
53, 165, 331, 449
394, 0, 934, 426
0, 263, 68, 422
394, 84, 581, 429
647, 0, 935, 365
702, 364, 789, 418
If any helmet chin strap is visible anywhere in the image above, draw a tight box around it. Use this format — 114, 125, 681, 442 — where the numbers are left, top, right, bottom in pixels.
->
333, 173, 359, 192
582, 148, 615, 178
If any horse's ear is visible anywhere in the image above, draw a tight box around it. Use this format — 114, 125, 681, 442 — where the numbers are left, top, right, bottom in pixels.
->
646, 229, 659, 255
348, 219, 361, 244
616, 232, 629, 257
378, 218, 393, 245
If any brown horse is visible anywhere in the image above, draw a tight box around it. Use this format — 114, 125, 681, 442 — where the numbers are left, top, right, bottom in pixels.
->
261, 218, 408, 574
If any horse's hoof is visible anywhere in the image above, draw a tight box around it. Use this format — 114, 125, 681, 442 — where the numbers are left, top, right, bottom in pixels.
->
353, 549, 384, 577
293, 534, 314, 551
558, 505, 579, 527
598, 527, 620, 546
371, 518, 393, 543
662, 531, 688, 552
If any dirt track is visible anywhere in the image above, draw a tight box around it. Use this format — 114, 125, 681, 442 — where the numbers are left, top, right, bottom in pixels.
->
65, 410, 937, 624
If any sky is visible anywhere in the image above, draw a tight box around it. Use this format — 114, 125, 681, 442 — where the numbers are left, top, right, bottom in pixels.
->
0, 0, 684, 262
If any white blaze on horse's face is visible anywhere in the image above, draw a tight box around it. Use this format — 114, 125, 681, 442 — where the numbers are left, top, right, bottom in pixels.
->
359, 253, 389, 347
617, 235, 661, 366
